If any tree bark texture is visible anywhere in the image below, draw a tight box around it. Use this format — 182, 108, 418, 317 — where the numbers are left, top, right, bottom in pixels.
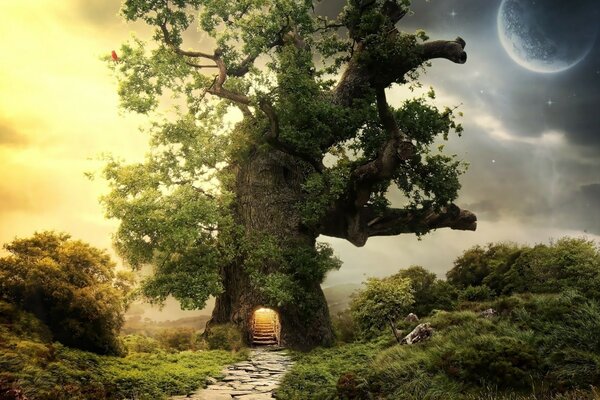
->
208, 148, 335, 350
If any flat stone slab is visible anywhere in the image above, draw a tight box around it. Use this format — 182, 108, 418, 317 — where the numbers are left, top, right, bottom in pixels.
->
170, 348, 294, 400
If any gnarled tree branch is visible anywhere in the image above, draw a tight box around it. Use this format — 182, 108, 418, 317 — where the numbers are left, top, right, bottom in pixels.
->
349, 87, 414, 207
333, 36, 467, 107
319, 204, 477, 247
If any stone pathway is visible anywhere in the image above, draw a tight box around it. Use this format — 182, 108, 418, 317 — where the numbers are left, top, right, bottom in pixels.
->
171, 348, 294, 400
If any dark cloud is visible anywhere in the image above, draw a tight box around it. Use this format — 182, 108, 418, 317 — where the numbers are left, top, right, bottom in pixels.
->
410, 0, 600, 148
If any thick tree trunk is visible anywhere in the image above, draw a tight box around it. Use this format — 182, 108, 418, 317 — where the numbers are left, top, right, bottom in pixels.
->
208, 148, 335, 350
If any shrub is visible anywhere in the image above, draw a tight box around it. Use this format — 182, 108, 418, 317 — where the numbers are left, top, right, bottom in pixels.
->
278, 343, 383, 400
459, 285, 494, 302
336, 372, 370, 400
156, 328, 204, 352
204, 324, 244, 351
439, 334, 538, 388
447, 243, 522, 289
447, 238, 600, 300
332, 310, 358, 343
394, 266, 458, 316
122, 334, 162, 354
350, 276, 414, 334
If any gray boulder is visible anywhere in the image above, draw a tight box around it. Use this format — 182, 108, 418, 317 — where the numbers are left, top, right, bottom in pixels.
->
401, 323, 433, 345
479, 308, 497, 318
404, 313, 419, 322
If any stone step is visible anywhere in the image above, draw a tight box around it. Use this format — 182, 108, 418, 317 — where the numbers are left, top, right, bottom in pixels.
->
253, 339, 278, 345
253, 335, 275, 340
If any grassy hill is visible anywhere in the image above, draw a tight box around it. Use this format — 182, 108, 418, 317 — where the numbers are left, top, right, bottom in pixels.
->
278, 291, 600, 400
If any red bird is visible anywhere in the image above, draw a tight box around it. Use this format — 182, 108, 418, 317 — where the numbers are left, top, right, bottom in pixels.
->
111, 50, 119, 62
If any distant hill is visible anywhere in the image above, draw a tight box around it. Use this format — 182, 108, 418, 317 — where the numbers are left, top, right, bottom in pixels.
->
122, 314, 212, 336
323, 283, 362, 315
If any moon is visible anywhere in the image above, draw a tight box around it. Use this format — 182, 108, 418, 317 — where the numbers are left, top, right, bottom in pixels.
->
498, 0, 598, 73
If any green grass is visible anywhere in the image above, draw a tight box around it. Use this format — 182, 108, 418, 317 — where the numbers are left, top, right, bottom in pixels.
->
278, 341, 386, 399
0, 301, 248, 400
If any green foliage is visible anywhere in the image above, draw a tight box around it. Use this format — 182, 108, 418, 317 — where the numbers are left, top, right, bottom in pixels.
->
0, 232, 132, 355
332, 310, 359, 344
284, 293, 600, 399
155, 328, 205, 352
459, 285, 494, 302
122, 334, 162, 354
243, 236, 341, 311
0, 302, 247, 400
447, 242, 523, 290
278, 342, 384, 400
204, 324, 244, 351
447, 238, 600, 299
350, 275, 414, 334
101, 109, 234, 310
394, 266, 458, 316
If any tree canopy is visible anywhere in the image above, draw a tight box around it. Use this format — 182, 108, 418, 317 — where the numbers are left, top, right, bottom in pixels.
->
102, 0, 476, 312
0, 232, 133, 355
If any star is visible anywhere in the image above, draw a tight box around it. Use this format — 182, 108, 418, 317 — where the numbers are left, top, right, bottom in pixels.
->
450, 9, 457, 18
546, 99, 554, 106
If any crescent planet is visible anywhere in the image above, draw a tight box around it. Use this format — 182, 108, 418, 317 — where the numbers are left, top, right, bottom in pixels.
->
497, 0, 599, 73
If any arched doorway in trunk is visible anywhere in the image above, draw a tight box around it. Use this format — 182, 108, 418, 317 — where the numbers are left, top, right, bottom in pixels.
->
250, 307, 281, 346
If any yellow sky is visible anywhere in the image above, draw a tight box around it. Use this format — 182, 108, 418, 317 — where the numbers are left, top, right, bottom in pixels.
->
0, 0, 150, 252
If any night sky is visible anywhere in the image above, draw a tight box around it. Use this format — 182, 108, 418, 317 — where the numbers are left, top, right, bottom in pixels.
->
0, 0, 598, 317
319, 0, 600, 285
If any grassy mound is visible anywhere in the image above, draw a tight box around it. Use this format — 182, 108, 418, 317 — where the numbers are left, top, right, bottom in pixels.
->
0, 301, 247, 400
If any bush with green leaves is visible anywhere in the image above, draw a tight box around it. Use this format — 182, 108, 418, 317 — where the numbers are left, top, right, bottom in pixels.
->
281, 289, 600, 399
0, 232, 134, 355
350, 276, 414, 334
204, 323, 244, 351
394, 265, 458, 316
447, 242, 523, 290
447, 238, 600, 299
459, 285, 494, 302
332, 310, 359, 344
278, 342, 384, 400
122, 334, 162, 354
156, 327, 205, 352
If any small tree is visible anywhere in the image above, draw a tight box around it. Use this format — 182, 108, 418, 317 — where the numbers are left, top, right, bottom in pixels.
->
394, 265, 457, 316
350, 276, 414, 334
0, 232, 133, 355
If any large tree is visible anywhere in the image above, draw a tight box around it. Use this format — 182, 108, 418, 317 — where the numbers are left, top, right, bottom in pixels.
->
103, 0, 476, 349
